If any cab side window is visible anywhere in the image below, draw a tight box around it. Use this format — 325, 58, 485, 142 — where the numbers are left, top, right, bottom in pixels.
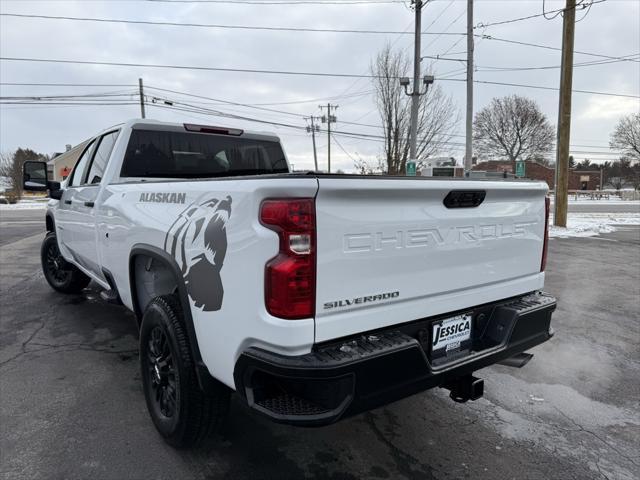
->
85, 131, 119, 185
69, 140, 96, 187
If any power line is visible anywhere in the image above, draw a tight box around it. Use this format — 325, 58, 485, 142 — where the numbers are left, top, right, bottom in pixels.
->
542, 0, 563, 20
140, 97, 458, 147
0, 56, 387, 79
2, 56, 637, 98
423, 6, 466, 51
483, 36, 639, 63
332, 133, 358, 163
145, 0, 406, 3
3, 12, 635, 64
0, 0, 407, 3
5, 92, 619, 156
145, 85, 304, 117
0, 81, 374, 105
0, 101, 139, 106
0, 13, 463, 36
476, 0, 606, 28
575, 0, 596, 23
422, 54, 640, 71
0, 91, 138, 100
423, 0, 456, 31
441, 77, 639, 99
0, 82, 137, 87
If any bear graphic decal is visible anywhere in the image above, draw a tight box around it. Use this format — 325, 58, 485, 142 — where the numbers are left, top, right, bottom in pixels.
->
164, 196, 232, 311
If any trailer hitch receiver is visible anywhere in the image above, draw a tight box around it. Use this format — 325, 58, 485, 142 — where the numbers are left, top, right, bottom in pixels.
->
443, 374, 484, 403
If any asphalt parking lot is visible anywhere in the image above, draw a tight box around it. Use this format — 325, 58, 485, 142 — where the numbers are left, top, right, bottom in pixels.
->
1, 209, 639, 480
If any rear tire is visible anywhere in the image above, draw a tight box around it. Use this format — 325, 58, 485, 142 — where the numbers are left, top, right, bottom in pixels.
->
140, 294, 230, 448
41, 232, 91, 293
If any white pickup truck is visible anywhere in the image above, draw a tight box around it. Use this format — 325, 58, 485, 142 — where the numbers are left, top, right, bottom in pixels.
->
24, 119, 556, 447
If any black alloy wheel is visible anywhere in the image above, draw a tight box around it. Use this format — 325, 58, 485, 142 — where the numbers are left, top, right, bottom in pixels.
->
41, 232, 91, 293
44, 238, 72, 287
145, 325, 180, 419
139, 295, 230, 448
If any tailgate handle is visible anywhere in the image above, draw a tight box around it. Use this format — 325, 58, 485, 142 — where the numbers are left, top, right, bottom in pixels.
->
443, 190, 486, 208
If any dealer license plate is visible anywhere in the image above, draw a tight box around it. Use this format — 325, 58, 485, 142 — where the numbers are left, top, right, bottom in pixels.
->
431, 314, 472, 354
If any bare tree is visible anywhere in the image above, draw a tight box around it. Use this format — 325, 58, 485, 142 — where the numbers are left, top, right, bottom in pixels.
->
473, 95, 555, 162
0, 148, 47, 199
353, 156, 386, 175
610, 113, 640, 161
363, 44, 458, 175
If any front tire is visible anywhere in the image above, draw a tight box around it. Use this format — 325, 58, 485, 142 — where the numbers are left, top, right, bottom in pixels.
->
41, 232, 91, 293
140, 295, 230, 448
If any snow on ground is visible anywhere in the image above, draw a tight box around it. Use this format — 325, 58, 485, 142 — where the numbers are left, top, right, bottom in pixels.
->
551, 199, 640, 206
549, 213, 640, 238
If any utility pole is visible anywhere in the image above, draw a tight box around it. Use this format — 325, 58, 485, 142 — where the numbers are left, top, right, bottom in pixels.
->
319, 104, 338, 173
407, 0, 423, 176
464, 0, 474, 173
306, 116, 320, 171
138, 78, 146, 119
600, 166, 603, 190
554, 0, 576, 227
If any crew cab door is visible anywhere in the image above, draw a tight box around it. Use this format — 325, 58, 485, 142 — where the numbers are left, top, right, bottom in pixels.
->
56, 139, 96, 263
63, 130, 119, 278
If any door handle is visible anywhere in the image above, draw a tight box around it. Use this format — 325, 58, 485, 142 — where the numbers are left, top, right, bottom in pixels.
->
64, 200, 72, 205
84, 201, 95, 208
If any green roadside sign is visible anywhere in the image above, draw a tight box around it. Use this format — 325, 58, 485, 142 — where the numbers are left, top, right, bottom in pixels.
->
516, 161, 525, 178
406, 161, 416, 176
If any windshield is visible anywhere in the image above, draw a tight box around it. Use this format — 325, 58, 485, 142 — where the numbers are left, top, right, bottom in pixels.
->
120, 129, 288, 178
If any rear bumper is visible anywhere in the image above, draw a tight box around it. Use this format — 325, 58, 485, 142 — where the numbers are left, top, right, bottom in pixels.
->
233, 291, 556, 426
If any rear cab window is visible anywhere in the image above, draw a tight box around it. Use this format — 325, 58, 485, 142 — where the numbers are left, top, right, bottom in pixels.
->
120, 129, 288, 179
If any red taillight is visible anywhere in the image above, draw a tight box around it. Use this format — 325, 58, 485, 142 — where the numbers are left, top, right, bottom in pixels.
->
541, 196, 550, 272
260, 198, 316, 319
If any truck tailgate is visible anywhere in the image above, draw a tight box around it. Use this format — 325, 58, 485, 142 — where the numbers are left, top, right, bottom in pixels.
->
314, 177, 548, 342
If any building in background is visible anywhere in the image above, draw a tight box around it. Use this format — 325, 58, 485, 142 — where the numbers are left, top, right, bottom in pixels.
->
420, 157, 464, 177
473, 160, 601, 190
47, 141, 89, 182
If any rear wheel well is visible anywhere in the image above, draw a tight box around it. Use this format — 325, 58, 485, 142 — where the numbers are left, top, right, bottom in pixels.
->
128, 245, 220, 395
130, 254, 179, 317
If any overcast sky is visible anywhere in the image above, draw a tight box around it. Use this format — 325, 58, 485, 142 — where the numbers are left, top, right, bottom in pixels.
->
1, 0, 638, 172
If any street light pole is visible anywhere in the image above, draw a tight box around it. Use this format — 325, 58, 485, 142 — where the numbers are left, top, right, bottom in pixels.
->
401, 74, 434, 175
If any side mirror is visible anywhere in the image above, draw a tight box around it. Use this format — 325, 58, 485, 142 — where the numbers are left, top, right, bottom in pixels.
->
23, 160, 63, 199
23, 161, 49, 191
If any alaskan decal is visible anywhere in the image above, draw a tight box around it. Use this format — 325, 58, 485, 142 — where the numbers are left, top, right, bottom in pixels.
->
324, 291, 399, 310
164, 196, 232, 311
140, 192, 187, 204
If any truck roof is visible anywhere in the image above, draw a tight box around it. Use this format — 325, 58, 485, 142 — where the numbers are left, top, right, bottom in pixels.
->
101, 118, 282, 143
